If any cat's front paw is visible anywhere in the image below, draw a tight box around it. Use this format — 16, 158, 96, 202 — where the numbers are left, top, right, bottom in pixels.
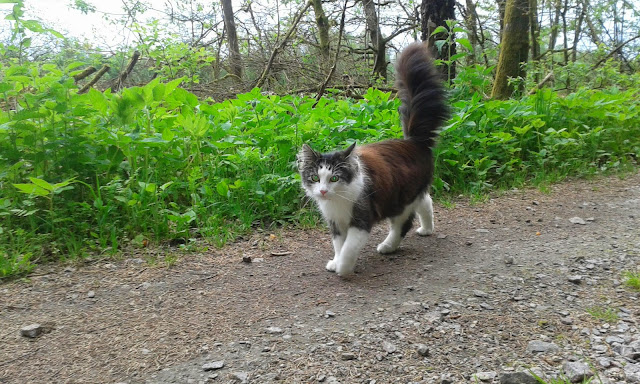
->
416, 226, 434, 236
326, 259, 337, 272
376, 242, 398, 254
335, 263, 355, 277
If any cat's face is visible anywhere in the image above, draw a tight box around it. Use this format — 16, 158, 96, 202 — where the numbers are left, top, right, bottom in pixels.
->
298, 143, 358, 201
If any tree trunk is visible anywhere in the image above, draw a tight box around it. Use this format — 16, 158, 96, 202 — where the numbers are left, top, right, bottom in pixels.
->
548, 0, 561, 52
572, 0, 586, 62
529, 0, 540, 60
491, 0, 530, 99
420, 0, 456, 81
312, 0, 330, 62
497, 0, 506, 36
221, 0, 242, 82
363, 0, 387, 79
463, 0, 479, 65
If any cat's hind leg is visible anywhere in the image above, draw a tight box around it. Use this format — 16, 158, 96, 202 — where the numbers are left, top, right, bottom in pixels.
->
416, 193, 434, 236
377, 211, 415, 254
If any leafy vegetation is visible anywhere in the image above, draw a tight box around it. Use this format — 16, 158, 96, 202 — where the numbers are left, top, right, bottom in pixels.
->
623, 270, 640, 291
1, 2, 639, 278
586, 306, 620, 323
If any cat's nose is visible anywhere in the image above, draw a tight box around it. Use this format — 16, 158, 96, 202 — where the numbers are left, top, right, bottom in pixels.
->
320, 190, 328, 196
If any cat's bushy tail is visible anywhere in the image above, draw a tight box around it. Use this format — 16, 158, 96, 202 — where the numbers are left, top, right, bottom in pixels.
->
395, 42, 449, 148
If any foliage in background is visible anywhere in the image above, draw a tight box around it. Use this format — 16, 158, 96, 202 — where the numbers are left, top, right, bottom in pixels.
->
1, 54, 639, 277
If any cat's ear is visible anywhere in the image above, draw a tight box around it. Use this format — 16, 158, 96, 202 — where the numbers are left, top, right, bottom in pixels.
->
302, 144, 320, 160
343, 142, 356, 158
298, 143, 320, 168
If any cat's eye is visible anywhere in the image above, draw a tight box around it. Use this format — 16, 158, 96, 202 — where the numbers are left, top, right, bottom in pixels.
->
330, 175, 339, 182
310, 175, 320, 182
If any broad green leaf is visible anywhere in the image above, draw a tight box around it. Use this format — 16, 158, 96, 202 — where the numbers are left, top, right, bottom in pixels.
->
456, 38, 473, 51
29, 177, 54, 192
13, 183, 49, 196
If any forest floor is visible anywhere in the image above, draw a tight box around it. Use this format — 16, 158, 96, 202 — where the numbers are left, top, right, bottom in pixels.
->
1, 171, 639, 384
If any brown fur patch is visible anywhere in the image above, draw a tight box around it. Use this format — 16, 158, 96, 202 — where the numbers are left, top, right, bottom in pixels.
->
356, 141, 433, 222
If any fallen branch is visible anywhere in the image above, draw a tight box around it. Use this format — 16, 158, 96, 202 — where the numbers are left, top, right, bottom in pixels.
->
73, 66, 97, 82
528, 71, 554, 95
591, 34, 640, 70
78, 64, 110, 94
113, 50, 141, 92
254, 0, 312, 89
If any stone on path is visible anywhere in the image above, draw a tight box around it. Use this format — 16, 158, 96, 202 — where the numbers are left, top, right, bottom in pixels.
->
499, 372, 539, 384
526, 340, 560, 353
20, 324, 43, 338
562, 361, 593, 383
569, 217, 586, 225
202, 361, 224, 371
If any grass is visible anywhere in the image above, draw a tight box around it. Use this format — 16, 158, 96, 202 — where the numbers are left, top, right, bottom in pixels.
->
585, 306, 619, 323
1, 60, 640, 277
623, 270, 640, 291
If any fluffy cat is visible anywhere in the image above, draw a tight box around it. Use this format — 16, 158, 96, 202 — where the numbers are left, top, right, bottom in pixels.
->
297, 42, 449, 276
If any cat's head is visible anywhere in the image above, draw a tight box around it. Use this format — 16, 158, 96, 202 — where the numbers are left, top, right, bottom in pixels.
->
297, 143, 359, 201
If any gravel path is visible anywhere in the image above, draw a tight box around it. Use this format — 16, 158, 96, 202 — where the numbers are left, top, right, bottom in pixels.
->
1, 172, 639, 384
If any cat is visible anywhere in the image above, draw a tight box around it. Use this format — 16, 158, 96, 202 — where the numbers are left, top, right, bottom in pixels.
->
297, 42, 449, 277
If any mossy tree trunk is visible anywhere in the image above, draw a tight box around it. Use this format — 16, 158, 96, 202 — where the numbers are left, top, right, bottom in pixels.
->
491, 0, 530, 99
312, 0, 330, 63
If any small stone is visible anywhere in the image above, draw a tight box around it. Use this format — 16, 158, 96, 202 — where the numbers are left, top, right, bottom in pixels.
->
563, 361, 593, 383
499, 372, 539, 384
202, 361, 225, 371
568, 275, 583, 284
473, 290, 488, 298
230, 371, 248, 383
242, 255, 252, 263
382, 340, 397, 354
474, 371, 497, 381
476, 228, 490, 233
480, 302, 494, 310
87, 290, 95, 298
505, 256, 515, 265
341, 352, 356, 360
526, 340, 560, 353
569, 217, 586, 225
140, 282, 151, 290
605, 335, 625, 345
416, 344, 430, 357
20, 324, 43, 338
597, 357, 612, 368
266, 326, 283, 334
325, 310, 336, 318
561, 317, 574, 325
437, 234, 447, 239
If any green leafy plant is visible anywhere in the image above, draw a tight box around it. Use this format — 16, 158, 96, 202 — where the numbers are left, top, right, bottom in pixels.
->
586, 306, 619, 323
622, 270, 640, 291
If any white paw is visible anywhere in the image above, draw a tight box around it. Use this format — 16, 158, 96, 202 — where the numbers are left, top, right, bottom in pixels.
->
326, 259, 337, 272
335, 263, 355, 277
416, 226, 433, 236
376, 242, 397, 254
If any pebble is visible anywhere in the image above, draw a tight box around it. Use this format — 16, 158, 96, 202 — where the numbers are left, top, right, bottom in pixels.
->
87, 290, 95, 298
229, 371, 248, 383
526, 340, 560, 353
382, 341, 397, 354
562, 361, 593, 383
569, 217, 587, 225
473, 290, 488, 298
266, 326, 283, 334
568, 275, 583, 284
499, 372, 539, 384
341, 352, 356, 360
202, 361, 224, 371
20, 324, 43, 338
416, 344, 430, 357
473, 371, 497, 382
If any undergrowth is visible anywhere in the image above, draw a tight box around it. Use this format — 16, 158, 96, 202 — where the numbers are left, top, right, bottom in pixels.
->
1, 59, 639, 277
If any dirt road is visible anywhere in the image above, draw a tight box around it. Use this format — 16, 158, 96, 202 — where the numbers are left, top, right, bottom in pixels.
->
1, 172, 639, 384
